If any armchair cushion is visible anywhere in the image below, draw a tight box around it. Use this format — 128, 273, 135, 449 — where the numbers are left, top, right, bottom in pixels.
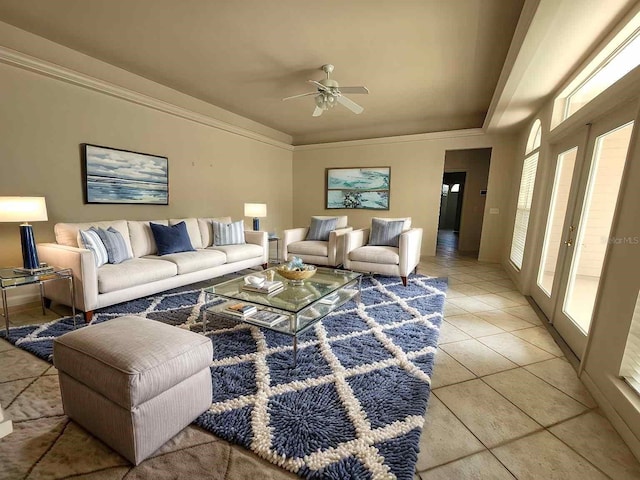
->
306, 217, 338, 241
349, 246, 400, 265
369, 218, 405, 247
288, 240, 329, 257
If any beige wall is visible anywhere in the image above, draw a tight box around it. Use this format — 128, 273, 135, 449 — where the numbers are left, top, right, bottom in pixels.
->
0, 61, 293, 268
292, 132, 518, 262
443, 148, 491, 254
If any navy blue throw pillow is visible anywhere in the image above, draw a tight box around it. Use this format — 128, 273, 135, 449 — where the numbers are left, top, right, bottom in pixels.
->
150, 221, 195, 256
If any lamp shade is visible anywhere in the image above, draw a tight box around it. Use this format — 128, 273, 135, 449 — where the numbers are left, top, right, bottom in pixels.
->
0, 197, 48, 223
244, 203, 267, 218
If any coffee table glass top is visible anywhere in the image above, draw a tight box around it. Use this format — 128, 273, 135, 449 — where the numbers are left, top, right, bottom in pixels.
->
204, 266, 361, 314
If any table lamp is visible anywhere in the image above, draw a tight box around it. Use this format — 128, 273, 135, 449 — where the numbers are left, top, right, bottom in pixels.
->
0, 197, 48, 273
244, 203, 267, 231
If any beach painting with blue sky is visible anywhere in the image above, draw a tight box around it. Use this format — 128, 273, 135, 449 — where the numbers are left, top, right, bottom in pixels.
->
84, 144, 168, 204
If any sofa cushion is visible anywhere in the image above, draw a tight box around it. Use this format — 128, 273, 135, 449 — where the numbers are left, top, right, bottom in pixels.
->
128, 220, 168, 257
144, 249, 226, 275
213, 220, 245, 246
77, 228, 109, 267
55, 220, 133, 257
150, 222, 195, 255
306, 217, 338, 241
97, 258, 177, 294
287, 240, 329, 257
349, 245, 400, 265
198, 217, 232, 247
208, 243, 264, 263
169, 218, 203, 249
96, 227, 133, 264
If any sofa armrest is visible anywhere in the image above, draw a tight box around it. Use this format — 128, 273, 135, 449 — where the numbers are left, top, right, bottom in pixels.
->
327, 227, 353, 266
343, 229, 370, 269
37, 243, 98, 313
282, 227, 308, 262
399, 228, 423, 276
244, 230, 268, 263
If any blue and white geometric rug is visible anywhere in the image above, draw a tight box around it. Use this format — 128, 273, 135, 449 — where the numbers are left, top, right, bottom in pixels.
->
1, 274, 447, 480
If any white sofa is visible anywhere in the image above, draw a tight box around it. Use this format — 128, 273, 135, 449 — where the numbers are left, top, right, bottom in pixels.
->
37, 217, 268, 321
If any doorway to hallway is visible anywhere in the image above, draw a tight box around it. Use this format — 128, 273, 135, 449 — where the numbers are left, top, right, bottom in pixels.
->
437, 148, 492, 258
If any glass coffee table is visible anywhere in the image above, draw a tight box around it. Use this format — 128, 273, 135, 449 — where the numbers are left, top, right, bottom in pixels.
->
203, 267, 362, 366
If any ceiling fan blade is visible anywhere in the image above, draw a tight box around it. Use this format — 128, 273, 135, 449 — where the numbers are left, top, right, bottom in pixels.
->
312, 106, 323, 117
308, 80, 331, 92
337, 86, 369, 94
337, 95, 364, 114
282, 92, 317, 101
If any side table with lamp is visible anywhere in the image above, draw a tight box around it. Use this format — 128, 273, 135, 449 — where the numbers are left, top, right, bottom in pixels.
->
0, 197, 76, 332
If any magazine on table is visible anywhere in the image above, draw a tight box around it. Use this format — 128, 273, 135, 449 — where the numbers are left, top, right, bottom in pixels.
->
224, 303, 257, 317
247, 310, 288, 327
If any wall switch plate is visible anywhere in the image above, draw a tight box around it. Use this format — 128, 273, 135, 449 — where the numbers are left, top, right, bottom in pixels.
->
489, 208, 500, 214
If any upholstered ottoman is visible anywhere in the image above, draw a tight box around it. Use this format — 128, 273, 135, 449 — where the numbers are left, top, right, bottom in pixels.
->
53, 316, 213, 465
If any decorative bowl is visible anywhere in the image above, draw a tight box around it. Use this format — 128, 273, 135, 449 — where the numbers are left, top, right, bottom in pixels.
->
276, 266, 317, 285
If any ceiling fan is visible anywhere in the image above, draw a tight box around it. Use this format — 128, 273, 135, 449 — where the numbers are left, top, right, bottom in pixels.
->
283, 64, 369, 117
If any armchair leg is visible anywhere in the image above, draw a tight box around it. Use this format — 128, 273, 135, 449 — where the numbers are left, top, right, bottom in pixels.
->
83, 311, 94, 323
401, 276, 408, 287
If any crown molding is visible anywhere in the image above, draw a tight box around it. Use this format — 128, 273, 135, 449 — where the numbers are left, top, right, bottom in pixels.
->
293, 128, 486, 151
0, 45, 294, 152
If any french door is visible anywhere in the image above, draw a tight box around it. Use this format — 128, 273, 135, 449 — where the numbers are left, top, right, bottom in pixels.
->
531, 107, 636, 357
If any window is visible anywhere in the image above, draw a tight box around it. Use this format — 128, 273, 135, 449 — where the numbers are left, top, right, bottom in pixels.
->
441, 184, 449, 196
510, 120, 541, 270
451, 184, 460, 193
553, 11, 640, 127
620, 290, 640, 394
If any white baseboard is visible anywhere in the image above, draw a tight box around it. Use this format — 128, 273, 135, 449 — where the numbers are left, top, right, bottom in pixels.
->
581, 371, 640, 461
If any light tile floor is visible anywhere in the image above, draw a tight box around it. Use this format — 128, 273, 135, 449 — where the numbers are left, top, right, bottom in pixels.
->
1, 255, 639, 479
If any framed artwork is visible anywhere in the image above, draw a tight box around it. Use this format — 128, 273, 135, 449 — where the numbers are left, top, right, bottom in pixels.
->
326, 167, 390, 210
82, 144, 168, 205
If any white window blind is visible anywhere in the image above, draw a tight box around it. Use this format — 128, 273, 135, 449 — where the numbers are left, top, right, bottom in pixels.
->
620, 290, 640, 394
510, 152, 539, 269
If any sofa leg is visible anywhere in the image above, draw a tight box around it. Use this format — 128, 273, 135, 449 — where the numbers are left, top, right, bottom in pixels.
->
83, 311, 94, 323
401, 276, 408, 287
262, 263, 268, 270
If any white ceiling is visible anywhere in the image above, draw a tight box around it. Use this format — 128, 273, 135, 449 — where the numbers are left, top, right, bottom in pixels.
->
0, 0, 523, 145
0, 0, 636, 145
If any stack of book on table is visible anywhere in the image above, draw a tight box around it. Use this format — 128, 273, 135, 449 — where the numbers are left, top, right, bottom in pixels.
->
224, 303, 258, 318
242, 280, 284, 295
247, 310, 288, 327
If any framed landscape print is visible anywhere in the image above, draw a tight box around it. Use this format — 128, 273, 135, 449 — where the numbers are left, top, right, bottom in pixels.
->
326, 167, 390, 210
83, 144, 168, 205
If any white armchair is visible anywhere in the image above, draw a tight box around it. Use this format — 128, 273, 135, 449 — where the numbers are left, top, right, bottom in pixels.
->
343, 218, 422, 286
282, 216, 352, 267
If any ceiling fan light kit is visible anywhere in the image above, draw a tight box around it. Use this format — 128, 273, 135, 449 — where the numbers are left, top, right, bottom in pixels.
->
283, 64, 369, 117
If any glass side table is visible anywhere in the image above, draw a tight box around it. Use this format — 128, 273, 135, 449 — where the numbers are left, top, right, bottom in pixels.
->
0, 267, 76, 333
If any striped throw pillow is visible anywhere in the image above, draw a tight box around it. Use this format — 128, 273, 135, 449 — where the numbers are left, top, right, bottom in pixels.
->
368, 218, 405, 247
96, 227, 132, 264
213, 220, 245, 246
78, 228, 109, 267
305, 217, 338, 241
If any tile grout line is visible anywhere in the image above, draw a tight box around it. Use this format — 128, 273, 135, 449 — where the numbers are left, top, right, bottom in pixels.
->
23, 417, 71, 480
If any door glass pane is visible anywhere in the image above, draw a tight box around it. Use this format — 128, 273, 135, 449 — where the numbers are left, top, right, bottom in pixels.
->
563, 122, 634, 332
537, 147, 578, 295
